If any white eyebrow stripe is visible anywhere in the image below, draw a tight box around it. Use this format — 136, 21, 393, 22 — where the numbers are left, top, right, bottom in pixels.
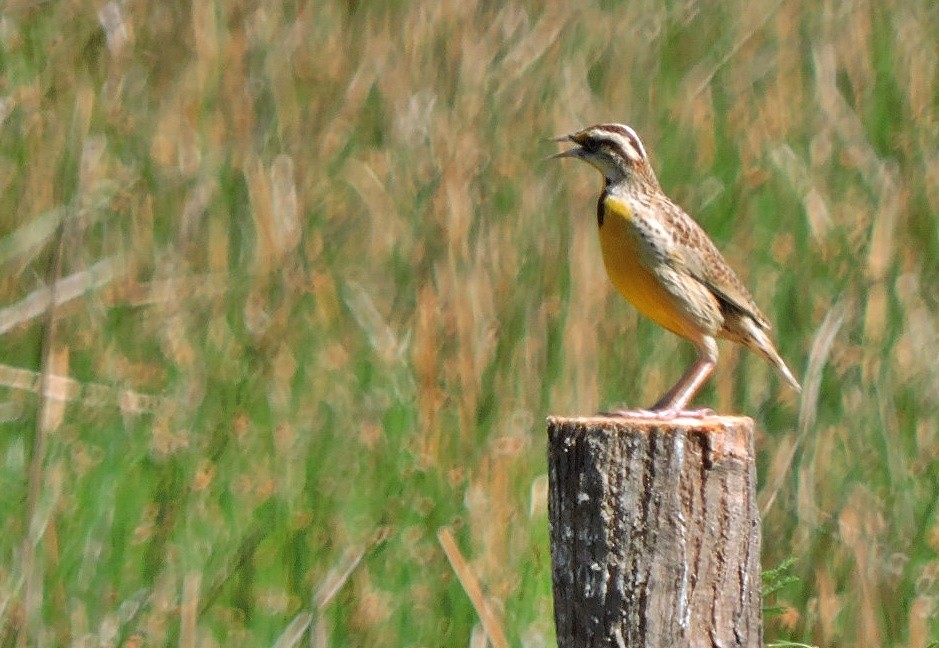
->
616, 133, 644, 162
622, 125, 646, 160
589, 124, 648, 163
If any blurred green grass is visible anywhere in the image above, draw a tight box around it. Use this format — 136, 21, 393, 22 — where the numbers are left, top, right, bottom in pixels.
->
1, 0, 937, 646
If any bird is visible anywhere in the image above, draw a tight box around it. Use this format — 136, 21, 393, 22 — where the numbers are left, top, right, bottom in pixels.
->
550, 123, 800, 416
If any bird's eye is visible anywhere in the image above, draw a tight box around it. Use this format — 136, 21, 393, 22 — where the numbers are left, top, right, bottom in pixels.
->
582, 138, 599, 152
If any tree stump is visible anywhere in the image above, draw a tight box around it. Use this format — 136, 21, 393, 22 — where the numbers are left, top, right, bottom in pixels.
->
547, 415, 762, 648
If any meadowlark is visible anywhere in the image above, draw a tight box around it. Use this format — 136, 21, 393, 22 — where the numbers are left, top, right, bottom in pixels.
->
551, 123, 801, 415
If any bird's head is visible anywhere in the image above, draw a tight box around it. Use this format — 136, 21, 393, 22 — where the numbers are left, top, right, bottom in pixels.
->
550, 123, 657, 187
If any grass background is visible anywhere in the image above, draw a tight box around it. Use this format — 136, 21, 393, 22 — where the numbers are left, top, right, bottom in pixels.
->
1, 0, 937, 646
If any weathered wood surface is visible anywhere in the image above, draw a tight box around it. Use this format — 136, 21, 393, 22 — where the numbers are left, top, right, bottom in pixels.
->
547, 415, 762, 648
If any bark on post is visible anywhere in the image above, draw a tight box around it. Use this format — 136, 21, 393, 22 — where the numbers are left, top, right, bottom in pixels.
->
547, 415, 762, 648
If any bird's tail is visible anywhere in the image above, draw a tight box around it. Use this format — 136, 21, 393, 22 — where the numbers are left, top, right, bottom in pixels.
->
740, 317, 802, 393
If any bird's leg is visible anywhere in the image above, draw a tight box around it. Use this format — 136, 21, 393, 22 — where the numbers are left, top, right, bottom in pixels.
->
651, 337, 718, 414
647, 356, 715, 416
606, 339, 718, 419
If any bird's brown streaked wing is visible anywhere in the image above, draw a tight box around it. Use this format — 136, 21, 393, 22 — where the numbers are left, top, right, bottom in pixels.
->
661, 199, 772, 330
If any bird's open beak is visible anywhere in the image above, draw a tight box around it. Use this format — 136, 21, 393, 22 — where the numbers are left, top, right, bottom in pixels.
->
545, 134, 582, 160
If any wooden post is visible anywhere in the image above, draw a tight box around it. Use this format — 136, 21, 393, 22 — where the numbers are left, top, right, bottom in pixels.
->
547, 415, 762, 648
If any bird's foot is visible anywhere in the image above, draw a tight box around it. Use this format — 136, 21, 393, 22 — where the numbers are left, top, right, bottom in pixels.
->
600, 407, 716, 420
598, 408, 660, 419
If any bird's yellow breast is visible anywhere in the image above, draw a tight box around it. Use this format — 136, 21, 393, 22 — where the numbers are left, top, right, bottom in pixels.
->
598, 195, 700, 340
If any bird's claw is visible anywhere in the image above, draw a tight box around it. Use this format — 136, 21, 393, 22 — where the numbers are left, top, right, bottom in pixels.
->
600, 407, 716, 420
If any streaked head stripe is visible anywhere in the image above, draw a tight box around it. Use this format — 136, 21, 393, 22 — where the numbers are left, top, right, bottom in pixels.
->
592, 123, 647, 162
